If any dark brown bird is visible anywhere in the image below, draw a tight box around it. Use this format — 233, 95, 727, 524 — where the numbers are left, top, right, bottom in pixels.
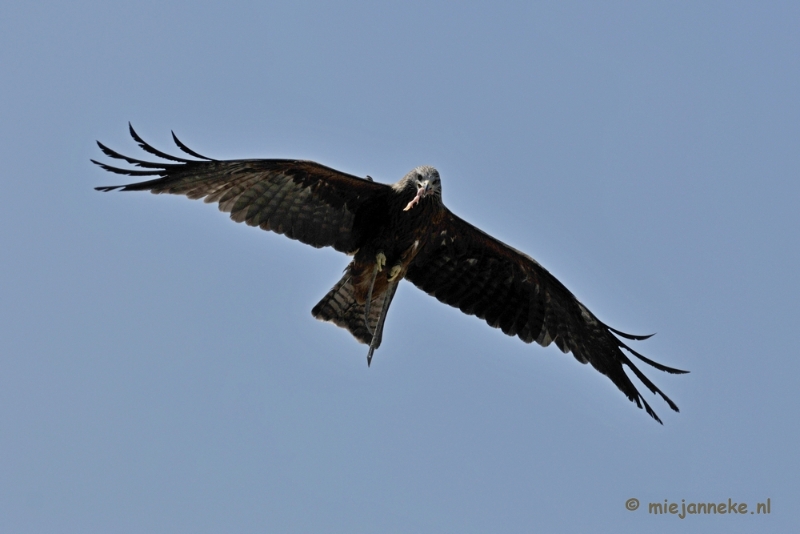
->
93, 124, 687, 423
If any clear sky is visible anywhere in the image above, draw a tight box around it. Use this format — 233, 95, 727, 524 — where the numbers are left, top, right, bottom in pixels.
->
1, 1, 798, 532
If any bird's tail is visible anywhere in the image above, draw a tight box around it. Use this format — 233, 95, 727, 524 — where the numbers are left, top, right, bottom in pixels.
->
311, 267, 382, 346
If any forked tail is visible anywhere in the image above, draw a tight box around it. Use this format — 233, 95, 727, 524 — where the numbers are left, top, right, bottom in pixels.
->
311, 265, 397, 358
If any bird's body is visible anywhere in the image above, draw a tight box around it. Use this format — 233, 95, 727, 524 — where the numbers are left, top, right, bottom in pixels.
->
93, 125, 687, 423
311, 166, 446, 359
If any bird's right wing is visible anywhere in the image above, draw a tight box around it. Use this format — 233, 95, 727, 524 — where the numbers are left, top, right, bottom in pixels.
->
405, 209, 687, 423
93, 124, 389, 253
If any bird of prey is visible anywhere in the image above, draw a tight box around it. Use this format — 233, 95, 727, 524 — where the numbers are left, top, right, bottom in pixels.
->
93, 125, 687, 423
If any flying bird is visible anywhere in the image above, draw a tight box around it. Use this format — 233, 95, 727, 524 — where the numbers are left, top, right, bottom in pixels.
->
93, 125, 687, 423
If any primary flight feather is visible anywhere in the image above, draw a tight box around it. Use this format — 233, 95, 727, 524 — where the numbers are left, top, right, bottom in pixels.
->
93, 124, 687, 423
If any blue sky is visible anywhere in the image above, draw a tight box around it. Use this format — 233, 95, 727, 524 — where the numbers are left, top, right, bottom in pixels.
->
1, 1, 798, 532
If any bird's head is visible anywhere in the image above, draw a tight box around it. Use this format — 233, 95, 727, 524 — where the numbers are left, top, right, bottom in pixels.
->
398, 166, 442, 211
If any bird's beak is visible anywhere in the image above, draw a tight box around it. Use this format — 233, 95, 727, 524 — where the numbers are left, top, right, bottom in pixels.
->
403, 180, 430, 211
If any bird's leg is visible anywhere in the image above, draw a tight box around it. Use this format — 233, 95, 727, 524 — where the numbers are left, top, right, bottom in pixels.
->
364, 252, 387, 335
367, 280, 399, 367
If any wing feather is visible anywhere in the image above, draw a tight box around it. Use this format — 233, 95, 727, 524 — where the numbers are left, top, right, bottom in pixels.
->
406, 210, 687, 423
93, 127, 388, 253
128, 124, 196, 163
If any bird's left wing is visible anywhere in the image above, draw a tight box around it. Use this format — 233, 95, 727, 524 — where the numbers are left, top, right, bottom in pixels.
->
93, 124, 389, 253
405, 210, 687, 423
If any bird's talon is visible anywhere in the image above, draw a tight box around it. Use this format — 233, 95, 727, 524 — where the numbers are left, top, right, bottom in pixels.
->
376, 252, 386, 272
388, 264, 402, 282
